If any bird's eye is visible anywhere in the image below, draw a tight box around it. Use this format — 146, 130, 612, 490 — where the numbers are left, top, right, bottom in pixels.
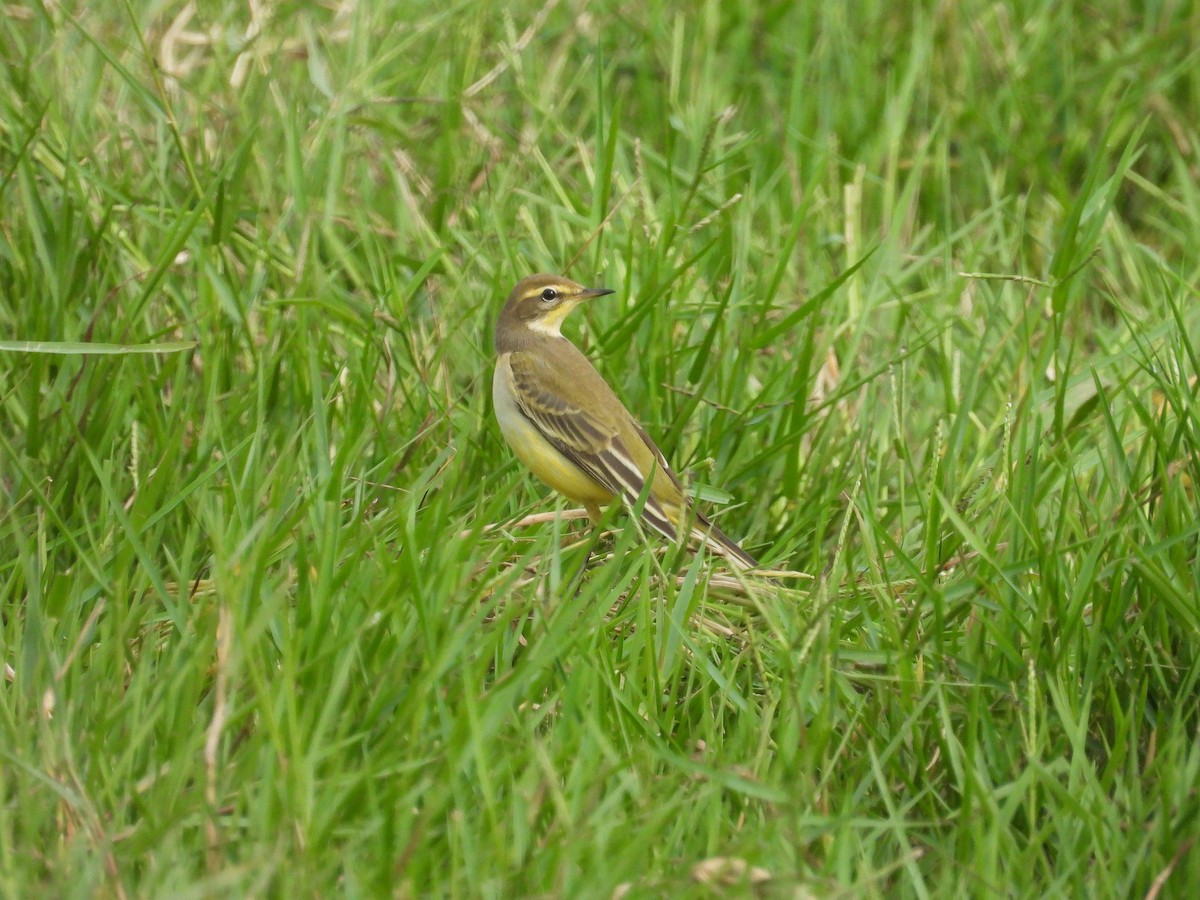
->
540, 287, 558, 302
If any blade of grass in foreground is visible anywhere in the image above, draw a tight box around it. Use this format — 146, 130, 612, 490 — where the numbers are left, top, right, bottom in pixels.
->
0, 340, 198, 355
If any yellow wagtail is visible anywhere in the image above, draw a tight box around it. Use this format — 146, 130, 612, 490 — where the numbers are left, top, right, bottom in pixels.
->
492, 273, 758, 568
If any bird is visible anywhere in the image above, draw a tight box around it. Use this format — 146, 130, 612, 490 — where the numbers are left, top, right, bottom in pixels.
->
491, 273, 758, 568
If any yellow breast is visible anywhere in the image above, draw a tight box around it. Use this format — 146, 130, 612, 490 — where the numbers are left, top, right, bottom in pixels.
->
492, 355, 615, 505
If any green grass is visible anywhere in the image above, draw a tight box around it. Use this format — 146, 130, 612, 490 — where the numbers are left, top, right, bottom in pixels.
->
2, 0, 1199, 895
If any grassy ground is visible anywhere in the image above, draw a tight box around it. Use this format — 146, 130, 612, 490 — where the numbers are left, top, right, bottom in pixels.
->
2, 1, 1199, 896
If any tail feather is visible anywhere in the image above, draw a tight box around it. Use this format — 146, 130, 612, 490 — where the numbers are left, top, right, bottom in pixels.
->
691, 517, 759, 569
634, 491, 759, 570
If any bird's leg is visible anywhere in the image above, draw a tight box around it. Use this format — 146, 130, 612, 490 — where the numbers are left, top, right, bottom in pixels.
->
568, 503, 607, 597
580, 503, 608, 568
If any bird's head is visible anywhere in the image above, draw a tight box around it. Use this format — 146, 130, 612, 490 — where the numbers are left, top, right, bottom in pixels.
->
499, 274, 615, 337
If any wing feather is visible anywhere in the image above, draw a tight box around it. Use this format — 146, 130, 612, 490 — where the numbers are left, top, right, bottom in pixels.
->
505, 348, 761, 563
507, 352, 629, 499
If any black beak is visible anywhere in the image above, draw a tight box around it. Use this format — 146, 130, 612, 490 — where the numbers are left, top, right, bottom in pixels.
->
578, 287, 616, 300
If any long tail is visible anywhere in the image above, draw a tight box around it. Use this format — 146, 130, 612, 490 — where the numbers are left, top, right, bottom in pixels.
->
691, 516, 759, 569
632, 486, 760, 569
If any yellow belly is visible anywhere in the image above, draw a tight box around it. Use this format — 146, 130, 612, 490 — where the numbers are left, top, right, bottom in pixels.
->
493, 358, 615, 505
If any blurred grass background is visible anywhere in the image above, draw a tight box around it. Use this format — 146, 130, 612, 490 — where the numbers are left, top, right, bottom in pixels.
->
2, 0, 1198, 895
